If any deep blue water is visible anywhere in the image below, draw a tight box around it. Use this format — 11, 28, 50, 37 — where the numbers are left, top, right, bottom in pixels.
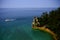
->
0, 8, 56, 18
0, 8, 56, 40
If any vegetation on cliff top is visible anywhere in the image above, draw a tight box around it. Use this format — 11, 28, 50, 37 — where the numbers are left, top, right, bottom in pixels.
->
38, 7, 60, 40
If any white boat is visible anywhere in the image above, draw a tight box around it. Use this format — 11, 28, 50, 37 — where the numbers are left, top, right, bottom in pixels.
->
5, 19, 15, 22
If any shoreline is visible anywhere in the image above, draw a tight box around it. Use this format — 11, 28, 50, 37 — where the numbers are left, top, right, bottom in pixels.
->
32, 26, 57, 40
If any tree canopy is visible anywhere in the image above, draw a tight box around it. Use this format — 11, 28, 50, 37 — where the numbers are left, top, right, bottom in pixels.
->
38, 7, 60, 40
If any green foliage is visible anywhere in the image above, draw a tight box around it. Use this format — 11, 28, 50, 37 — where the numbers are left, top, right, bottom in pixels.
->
38, 7, 60, 40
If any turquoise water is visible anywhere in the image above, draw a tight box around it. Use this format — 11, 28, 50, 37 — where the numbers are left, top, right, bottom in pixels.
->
0, 17, 54, 40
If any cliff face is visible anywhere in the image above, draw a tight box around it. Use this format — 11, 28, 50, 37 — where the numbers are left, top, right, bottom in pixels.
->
32, 17, 40, 28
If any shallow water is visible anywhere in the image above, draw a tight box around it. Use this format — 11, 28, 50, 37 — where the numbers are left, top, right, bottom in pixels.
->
0, 17, 54, 40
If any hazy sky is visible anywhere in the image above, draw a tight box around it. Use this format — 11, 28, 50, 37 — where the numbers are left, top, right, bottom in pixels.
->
0, 0, 60, 8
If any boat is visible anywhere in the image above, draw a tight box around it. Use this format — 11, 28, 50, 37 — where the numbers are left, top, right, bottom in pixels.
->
5, 19, 15, 22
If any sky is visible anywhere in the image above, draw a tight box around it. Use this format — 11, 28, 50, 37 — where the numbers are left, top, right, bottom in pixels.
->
0, 0, 60, 8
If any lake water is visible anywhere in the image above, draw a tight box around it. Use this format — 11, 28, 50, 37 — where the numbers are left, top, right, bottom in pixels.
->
0, 17, 54, 40
0, 8, 56, 40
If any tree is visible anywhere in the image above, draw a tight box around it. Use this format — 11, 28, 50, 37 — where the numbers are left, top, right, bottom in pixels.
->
39, 7, 60, 40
